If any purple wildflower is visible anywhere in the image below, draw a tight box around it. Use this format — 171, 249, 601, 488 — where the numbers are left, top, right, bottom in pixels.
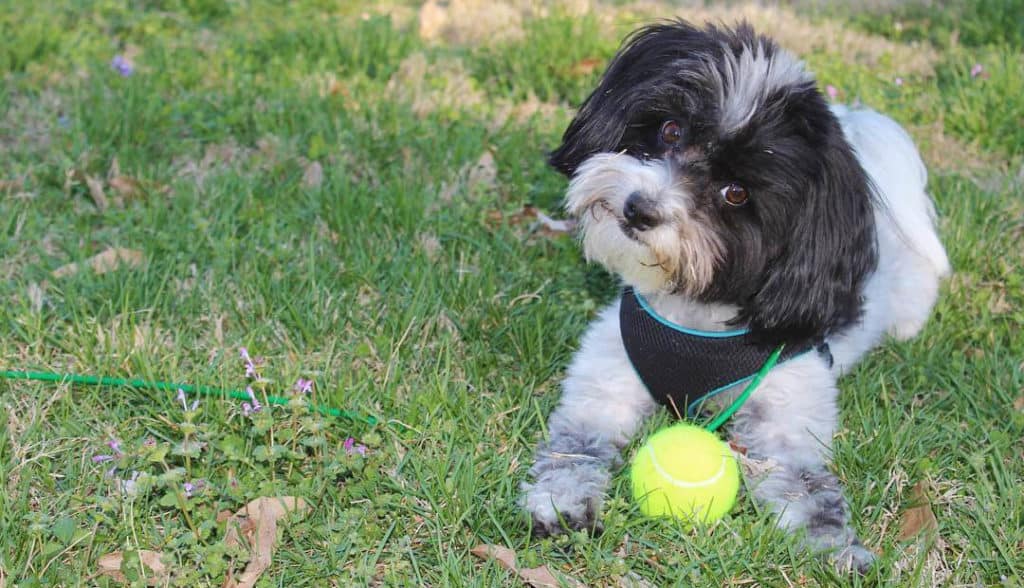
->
245, 387, 263, 411
177, 389, 199, 412
240, 347, 261, 379
970, 63, 985, 79
143, 437, 156, 448
294, 378, 313, 395
93, 454, 114, 463
110, 55, 134, 77
894, 77, 904, 87
184, 479, 206, 497
241, 402, 254, 417
120, 471, 141, 495
825, 84, 838, 100
343, 437, 367, 456
107, 439, 123, 456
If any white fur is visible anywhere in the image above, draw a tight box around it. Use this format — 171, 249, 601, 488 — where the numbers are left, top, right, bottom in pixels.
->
565, 153, 724, 296
711, 43, 811, 133
523, 106, 948, 571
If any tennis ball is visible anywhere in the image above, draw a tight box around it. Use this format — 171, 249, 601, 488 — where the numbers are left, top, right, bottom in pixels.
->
630, 423, 740, 525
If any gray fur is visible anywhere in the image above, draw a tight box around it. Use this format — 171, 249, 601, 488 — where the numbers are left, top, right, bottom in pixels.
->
707, 42, 811, 134
522, 24, 948, 577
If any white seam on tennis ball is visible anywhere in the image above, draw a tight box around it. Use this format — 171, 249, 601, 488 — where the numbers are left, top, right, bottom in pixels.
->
646, 443, 727, 488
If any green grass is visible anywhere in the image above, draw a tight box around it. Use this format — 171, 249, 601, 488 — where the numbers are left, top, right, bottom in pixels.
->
1, 1, 1022, 586
848, 0, 1024, 50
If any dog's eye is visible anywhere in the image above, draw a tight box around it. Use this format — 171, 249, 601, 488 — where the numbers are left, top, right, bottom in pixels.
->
721, 183, 749, 207
659, 120, 683, 146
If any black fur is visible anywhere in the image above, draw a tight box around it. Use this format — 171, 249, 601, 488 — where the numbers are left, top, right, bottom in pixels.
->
550, 21, 878, 345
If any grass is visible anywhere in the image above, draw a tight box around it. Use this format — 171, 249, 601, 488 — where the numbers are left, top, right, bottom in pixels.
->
1, 0, 1022, 585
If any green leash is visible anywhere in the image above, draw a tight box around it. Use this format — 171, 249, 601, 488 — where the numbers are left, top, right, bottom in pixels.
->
704, 344, 785, 432
2, 345, 783, 431
0, 369, 379, 426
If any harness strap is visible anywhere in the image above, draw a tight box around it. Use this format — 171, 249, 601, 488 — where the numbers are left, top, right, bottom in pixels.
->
619, 287, 818, 418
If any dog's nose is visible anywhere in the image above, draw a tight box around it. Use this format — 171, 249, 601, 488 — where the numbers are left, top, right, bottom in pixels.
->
623, 192, 659, 230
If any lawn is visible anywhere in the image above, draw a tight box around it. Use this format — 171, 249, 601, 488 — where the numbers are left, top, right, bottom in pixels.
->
1, 0, 1022, 586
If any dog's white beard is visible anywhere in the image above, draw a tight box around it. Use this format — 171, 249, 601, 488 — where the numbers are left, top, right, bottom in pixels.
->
564, 153, 723, 296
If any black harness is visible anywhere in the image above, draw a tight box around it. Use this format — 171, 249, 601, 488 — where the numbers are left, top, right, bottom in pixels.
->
619, 287, 824, 418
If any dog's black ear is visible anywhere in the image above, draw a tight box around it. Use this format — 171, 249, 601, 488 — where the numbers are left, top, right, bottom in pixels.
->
743, 102, 878, 344
549, 20, 710, 177
547, 85, 629, 177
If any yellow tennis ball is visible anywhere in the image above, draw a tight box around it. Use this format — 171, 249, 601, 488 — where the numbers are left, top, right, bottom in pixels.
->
630, 423, 740, 525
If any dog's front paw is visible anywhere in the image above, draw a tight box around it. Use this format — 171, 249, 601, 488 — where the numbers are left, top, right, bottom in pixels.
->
831, 539, 876, 575
521, 461, 609, 537
527, 493, 604, 538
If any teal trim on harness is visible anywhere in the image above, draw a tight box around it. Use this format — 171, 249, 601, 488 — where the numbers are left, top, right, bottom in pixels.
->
633, 291, 750, 338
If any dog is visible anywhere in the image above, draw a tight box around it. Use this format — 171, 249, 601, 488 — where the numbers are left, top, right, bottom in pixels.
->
521, 20, 950, 572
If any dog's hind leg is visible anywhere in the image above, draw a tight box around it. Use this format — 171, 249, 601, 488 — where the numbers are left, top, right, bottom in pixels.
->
522, 302, 657, 536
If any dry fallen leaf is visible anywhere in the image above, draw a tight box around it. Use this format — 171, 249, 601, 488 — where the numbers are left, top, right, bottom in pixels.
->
223, 496, 310, 588
27, 282, 45, 313
533, 209, 575, 234
988, 291, 1013, 315
467, 151, 497, 192
570, 57, 603, 76
109, 175, 144, 200
0, 178, 23, 192
85, 174, 109, 211
418, 232, 442, 260
736, 451, 779, 480
519, 566, 571, 588
617, 572, 657, 588
471, 544, 518, 570
470, 544, 586, 588
418, 0, 447, 41
302, 161, 324, 189
897, 481, 939, 541
1014, 395, 1024, 412
96, 550, 169, 585
52, 247, 144, 278
494, 205, 576, 236
318, 74, 350, 99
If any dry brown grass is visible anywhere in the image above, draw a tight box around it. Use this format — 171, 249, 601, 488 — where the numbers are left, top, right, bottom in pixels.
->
385, 51, 570, 127
908, 119, 1004, 174
413, 0, 938, 77
406, 0, 996, 178
603, 1, 938, 76
386, 53, 486, 117
417, 0, 592, 46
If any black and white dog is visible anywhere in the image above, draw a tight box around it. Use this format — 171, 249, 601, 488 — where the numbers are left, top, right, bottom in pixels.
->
522, 21, 950, 572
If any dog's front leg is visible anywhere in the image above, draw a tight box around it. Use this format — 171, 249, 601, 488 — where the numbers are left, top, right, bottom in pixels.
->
730, 354, 876, 573
522, 304, 657, 536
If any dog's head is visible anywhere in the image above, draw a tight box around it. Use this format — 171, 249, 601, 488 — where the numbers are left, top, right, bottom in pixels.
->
552, 21, 877, 344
